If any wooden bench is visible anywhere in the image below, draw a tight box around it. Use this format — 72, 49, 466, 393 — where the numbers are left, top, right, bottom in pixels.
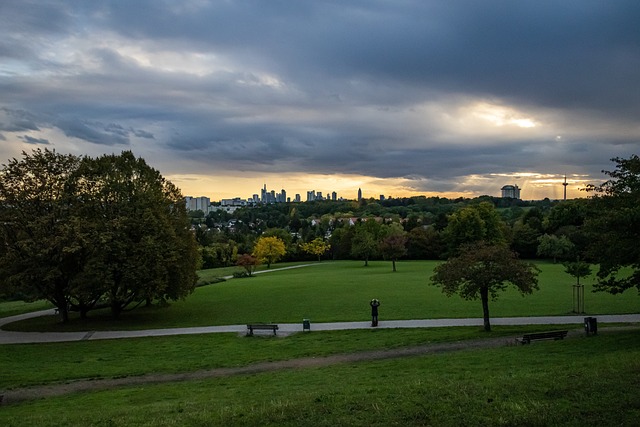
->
246, 324, 279, 336
515, 330, 568, 344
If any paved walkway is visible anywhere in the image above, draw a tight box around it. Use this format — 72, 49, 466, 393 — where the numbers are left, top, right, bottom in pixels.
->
2, 309, 639, 345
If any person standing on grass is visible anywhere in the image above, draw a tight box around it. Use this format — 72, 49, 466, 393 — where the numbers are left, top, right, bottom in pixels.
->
370, 299, 380, 326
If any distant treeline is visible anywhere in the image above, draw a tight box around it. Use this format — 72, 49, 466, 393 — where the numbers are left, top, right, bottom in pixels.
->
191, 194, 588, 268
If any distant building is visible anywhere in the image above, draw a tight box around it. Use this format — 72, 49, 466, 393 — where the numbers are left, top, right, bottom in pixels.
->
295, 194, 301, 202
307, 190, 316, 202
501, 185, 521, 199
185, 196, 211, 212
357, 188, 362, 201
221, 197, 248, 207
331, 191, 337, 201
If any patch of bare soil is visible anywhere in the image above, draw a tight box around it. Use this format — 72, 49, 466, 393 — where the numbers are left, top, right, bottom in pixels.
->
1, 334, 518, 405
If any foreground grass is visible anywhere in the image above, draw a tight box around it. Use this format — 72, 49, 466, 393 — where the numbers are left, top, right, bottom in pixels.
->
4, 261, 638, 332
0, 325, 554, 390
2, 330, 639, 426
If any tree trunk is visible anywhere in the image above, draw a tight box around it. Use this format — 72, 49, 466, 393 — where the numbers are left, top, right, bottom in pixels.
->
480, 286, 491, 332
392, 259, 397, 272
53, 288, 69, 323
364, 257, 369, 267
58, 306, 69, 323
111, 298, 122, 319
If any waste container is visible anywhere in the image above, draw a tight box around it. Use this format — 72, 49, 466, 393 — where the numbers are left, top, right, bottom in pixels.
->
584, 317, 597, 336
303, 319, 311, 332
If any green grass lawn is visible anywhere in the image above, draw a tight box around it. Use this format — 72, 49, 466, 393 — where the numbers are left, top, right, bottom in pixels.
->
0, 325, 559, 390
1, 261, 639, 426
4, 260, 638, 332
2, 329, 639, 426
0, 300, 52, 319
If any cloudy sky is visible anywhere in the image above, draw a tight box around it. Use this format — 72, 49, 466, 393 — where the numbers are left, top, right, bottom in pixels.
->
1, 1, 639, 201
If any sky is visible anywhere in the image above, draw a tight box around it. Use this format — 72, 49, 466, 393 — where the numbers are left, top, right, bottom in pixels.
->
1, 1, 639, 202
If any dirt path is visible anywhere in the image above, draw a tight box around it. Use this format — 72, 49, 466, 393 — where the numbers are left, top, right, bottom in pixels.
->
1, 334, 516, 405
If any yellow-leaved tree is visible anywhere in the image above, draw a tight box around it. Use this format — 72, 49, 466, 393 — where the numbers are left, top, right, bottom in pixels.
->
300, 237, 331, 261
252, 236, 286, 268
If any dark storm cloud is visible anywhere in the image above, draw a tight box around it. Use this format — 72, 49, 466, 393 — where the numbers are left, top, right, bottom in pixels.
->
0, 0, 639, 194
55, 119, 130, 146
0, 108, 41, 132
20, 135, 49, 145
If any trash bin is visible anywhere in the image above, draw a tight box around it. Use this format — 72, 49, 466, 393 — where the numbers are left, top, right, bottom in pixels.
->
584, 317, 597, 336
303, 319, 311, 332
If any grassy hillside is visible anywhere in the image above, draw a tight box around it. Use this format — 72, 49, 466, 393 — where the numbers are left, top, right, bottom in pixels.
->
3, 260, 638, 332
2, 329, 639, 426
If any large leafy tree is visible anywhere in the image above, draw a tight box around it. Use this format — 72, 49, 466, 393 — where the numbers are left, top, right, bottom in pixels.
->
444, 202, 505, 254
379, 223, 408, 272
252, 236, 286, 268
585, 155, 640, 294
536, 234, 575, 263
0, 149, 83, 322
67, 151, 199, 318
350, 227, 378, 267
431, 242, 539, 331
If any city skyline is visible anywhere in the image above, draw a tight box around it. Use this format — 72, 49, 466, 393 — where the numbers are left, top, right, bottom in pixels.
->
1, 2, 638, 202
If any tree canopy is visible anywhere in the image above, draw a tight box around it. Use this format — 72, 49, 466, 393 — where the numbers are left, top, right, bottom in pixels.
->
431, 242, 539, 331
252, 236, 286, 268
0, 149, 82, 322
300, 237, 331, 261
443, 202, 505, 254
0, 149, 199, 321
379, 223, 408, 272
586, 155, 640, 294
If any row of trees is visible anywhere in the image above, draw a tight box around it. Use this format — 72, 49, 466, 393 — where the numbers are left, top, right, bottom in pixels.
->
194, 194, 596, 270
0, 149, 199, 321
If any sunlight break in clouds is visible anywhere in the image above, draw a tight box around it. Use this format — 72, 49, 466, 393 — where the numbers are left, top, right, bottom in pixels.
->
470, 102, 538, 129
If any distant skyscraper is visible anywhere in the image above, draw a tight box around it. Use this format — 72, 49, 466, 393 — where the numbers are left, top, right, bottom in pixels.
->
261, 184, 267, 203
307, 190, 316, 202
295, 194, 301, 202
563, 175, 568, 200
357, 188, 362, 201
332, 191, 337, 201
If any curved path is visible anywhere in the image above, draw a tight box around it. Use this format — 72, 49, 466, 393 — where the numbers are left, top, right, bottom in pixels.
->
2, 308, 639, 344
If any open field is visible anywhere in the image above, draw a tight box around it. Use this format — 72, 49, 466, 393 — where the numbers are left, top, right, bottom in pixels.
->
0, 325, 566, 390
3, 260, 638, 332
1, 329, 639, 426
1, 261, 639, 425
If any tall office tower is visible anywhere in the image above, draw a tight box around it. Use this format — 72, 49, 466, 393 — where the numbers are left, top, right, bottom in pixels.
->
317, 191, 323, 200
295, 194, 301, 202
332, 191, 337, 201
357, 188, 362, 201
307, 190, 316, 201
281, 189, 286, 203
261, 184, 267, 203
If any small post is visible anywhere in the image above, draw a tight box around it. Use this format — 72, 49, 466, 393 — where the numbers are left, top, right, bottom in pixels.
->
572, 284, 584, 314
